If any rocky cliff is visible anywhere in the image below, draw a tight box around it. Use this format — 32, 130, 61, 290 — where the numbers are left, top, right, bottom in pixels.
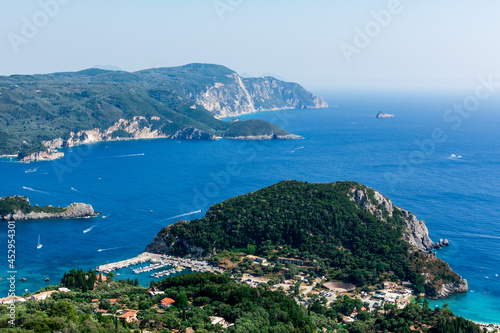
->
349, 185, 467, 298
349, 187, 437, 252
193, 72, 328, 117
19, 150, 65, 163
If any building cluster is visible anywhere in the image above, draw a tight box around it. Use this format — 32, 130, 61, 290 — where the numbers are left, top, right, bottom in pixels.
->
0, 287, 70, 305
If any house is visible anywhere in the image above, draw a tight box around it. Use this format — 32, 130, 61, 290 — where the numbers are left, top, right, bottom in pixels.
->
31, 290, 57, 301
0, 296, 26, 304
91, 299, 99, 303
160, 297, 175, 308
109, 298, 118, 304
276, 257, 304, 266
247, 255, 267, 264
210, 316, 234, 328
58, 287, 71, 293
148, 288, 165, 297
119, 310, 139, 323
95, 309, 108, 314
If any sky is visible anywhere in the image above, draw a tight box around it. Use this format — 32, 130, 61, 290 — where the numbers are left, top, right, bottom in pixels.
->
1, 0, 499, 93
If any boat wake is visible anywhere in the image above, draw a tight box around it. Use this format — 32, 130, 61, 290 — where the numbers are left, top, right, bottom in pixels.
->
83, 225, 96, 234
448, 154, 463, 160
71, 187, 79, 192
165, 210, 202, 221
22, 186, 51, 195
108, 153, 145, 159
97, 247, 123, 252
25, 168, 38, 173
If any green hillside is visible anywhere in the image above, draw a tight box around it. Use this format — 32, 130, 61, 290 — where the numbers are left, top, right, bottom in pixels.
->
0, 64, 321, 155
147, 181, 462, 295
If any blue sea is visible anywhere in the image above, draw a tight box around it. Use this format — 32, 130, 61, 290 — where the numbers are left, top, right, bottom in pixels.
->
1, 91, 499, 323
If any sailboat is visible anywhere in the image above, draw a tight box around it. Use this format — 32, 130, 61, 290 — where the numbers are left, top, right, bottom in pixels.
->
37, 235, 43, 249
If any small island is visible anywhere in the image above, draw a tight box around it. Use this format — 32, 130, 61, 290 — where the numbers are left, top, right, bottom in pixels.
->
376, 111, 395, 118
0, 196, 97, 221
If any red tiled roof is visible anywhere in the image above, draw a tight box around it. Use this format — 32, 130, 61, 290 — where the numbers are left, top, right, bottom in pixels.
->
160, 297, 175, 306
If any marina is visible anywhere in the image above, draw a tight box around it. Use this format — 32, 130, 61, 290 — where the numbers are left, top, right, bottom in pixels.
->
97, 252, 224, 278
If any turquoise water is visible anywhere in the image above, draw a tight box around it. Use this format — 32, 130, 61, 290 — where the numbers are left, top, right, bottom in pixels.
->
1, 91, 499, 323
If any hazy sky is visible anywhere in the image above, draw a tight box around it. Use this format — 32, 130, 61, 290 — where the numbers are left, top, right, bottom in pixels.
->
1, 0, 499, 92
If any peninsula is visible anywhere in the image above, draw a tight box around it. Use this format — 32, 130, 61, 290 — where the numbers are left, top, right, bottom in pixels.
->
0, 64, 327, 161
0, 196, 96, 221
147, 180, 467, 299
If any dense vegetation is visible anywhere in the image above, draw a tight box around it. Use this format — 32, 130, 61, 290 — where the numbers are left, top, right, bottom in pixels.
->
222, 119, 289, 137
0, 64, 316, 155
148, 181, 461, 293
0, 196, 65, 217
0, 272, 485, 333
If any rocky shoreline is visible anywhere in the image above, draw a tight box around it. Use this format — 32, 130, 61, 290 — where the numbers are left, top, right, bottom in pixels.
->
0, 202, 97, 221
224, 133, 304, 140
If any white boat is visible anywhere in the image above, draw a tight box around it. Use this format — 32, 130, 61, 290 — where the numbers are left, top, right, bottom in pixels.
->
37, 235, 42, 249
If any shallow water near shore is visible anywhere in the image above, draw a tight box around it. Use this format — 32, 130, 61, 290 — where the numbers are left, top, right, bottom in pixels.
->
1, 91, 499, 323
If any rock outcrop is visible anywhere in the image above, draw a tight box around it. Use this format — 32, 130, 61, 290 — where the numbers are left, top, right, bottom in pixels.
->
376, 111, 395, 118
425, 278, 468, 299
19, 150, 64, 163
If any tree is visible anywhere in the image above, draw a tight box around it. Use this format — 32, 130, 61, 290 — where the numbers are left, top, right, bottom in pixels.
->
423, 299, 430, 310
177, 293, 189, 321
48, 301, 77, 321
246, 244, 256, 255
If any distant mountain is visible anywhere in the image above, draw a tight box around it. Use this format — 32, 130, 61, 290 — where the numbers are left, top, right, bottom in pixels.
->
0, 64, 326, 156
91, 65, 122, 71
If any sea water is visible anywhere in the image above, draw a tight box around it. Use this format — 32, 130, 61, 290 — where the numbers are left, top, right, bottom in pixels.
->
0, 91, 499, 323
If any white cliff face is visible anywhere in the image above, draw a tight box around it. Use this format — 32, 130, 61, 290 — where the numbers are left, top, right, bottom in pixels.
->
195, 74, 328, 117
42, 117, 216, 152
43, 116, 167, 150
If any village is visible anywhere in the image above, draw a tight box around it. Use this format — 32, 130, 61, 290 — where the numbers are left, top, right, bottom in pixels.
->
2, 252, 499, 332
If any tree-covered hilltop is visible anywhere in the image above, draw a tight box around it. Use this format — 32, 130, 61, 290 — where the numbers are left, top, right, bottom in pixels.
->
0, 63, 324, 155
0, 196, 65, 216
147, 181, 464, 296
0, 271, 485, 333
